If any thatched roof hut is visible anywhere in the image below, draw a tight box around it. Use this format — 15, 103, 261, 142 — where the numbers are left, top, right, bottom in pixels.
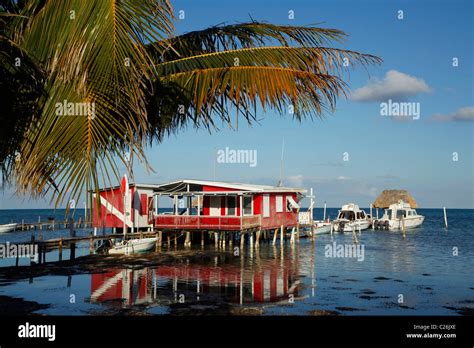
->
373, 189, 417, 208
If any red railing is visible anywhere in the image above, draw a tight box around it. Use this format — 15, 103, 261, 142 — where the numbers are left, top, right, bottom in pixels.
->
154, 214, 261, 230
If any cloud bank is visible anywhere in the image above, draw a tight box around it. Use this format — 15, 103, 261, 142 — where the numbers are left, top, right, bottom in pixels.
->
432, 106, 474, 122
351, 70, 431, 102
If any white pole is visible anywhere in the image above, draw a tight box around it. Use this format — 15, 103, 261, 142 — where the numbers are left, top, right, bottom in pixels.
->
84, 202, 87, 224
323, 201, 327, 222
310, 188, 314, 223
443, 207, 448, 229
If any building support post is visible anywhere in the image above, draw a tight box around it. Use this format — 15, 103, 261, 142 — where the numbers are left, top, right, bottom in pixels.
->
280, 225, 284, 247
185, 231, 191, 248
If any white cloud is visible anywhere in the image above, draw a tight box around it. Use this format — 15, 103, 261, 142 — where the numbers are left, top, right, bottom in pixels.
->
432, 106, 474, 122
337, 176, 350, 181
351, 70, 431, 102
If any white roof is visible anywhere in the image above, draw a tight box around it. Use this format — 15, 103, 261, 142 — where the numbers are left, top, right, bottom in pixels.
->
341, 203, 362, 211
153, 179, 306, 193
97, 179, 306, 194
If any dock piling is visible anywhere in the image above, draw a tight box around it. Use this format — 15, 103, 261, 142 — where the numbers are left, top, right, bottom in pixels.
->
443, 207, 448, 229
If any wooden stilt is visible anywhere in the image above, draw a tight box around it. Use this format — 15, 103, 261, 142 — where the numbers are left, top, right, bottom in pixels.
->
280, 225, 284, 247
58, 237, 63, 261
184, 231, 191, 248
201, 232, 205, 247
240, 232, 245, 249
158, 231, 162, 247
256, 229, 261, 247
272, 228, 278, 246
89, 232, 93, 255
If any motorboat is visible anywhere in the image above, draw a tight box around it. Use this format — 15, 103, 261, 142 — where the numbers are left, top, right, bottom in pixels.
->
375, 200, 424, 230
0, 223, 18, 233
108, 237, 157, 255
333, 203, 371, 232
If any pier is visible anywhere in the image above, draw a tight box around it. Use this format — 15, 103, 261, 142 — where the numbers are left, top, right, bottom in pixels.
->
14, 217, 93, 231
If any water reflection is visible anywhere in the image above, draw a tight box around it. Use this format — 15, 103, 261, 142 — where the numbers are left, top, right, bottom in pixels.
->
88, 245, 303, 310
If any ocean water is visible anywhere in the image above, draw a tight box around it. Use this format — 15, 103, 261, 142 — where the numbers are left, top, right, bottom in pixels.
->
0, 208, 472, 315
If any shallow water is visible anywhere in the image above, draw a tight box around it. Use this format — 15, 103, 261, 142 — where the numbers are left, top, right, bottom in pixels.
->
0, 208, 473, 315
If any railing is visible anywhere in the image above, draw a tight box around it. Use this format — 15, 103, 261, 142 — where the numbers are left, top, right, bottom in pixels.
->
154, 214, 262, 230
298, 211, 311, 225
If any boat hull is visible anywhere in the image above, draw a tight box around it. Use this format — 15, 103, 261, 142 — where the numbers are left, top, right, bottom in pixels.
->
313, 222, 332, 235
388, 216, 424, 230
333, 220, 370, 233
0, 223, 18, 233
108, 237, 157, 255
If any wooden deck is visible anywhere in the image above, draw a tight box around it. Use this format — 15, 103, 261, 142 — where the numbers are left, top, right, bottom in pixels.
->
154, 214, 262, 230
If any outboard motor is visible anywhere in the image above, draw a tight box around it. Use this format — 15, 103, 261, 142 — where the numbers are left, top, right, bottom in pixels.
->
95, 239, 113, 254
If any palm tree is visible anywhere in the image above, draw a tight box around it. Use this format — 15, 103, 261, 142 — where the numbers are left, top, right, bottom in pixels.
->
0, 0, 381, 209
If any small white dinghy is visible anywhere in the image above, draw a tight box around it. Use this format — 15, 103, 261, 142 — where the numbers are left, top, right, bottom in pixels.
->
108, 237, 157, 255
0, 223, 18, 233
312, 221, 332, 235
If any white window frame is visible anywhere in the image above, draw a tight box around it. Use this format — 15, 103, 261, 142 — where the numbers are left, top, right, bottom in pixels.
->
263, 194, 270, 217
275, 195, 283, 213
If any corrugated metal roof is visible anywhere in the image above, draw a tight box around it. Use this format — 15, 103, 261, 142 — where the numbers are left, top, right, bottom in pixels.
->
97, 179, 306, 193
154, 179, 306, 193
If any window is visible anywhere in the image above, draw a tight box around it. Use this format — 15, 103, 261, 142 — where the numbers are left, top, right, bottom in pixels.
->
276, 195, 283, 213
396, 210, 406, 219
243, 196, 253, 216
263, 195, 270, 217
227, 196, 236, 216
286, 196, 292, 212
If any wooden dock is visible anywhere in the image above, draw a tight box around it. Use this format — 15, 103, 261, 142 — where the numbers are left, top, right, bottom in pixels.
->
14, 217, 93, 231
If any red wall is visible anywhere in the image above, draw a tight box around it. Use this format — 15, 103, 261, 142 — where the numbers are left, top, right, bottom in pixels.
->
199, 185, 299, 229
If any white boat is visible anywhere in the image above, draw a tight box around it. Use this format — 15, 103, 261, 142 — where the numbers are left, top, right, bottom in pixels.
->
0, 223, 18, 233
313, 221, 332, 235
333, 203, 371, 232
376, 200, 424, 230
108, 237, 157, 255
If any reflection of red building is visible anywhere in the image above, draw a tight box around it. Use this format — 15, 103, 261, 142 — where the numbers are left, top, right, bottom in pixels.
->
90, 257, 299, 307
91, 269, 154, 306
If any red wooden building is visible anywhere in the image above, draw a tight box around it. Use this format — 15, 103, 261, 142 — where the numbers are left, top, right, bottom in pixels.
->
93, 179, 306, 232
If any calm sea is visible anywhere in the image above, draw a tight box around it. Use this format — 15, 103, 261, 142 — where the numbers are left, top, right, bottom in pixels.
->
0, 208, 472, 315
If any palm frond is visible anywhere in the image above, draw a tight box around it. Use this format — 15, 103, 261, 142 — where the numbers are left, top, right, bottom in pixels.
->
10, 0, 174, 208
154, 21, 348, 60
151, 66, 346, 141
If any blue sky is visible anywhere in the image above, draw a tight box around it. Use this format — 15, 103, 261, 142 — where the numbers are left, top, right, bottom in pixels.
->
1, 0, 473, 209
